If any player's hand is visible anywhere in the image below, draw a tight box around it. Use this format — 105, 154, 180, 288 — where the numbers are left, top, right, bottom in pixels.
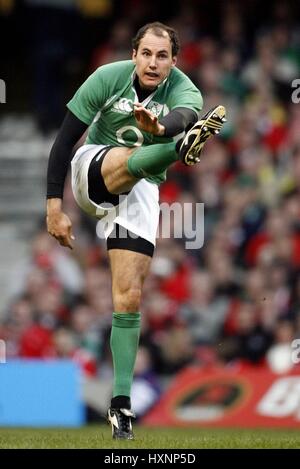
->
134, 103, 165, 136
47, 209, 75, 250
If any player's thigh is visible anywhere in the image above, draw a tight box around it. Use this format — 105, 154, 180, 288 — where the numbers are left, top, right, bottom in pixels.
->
108, 248, 152, 298
101, 147, 137, 194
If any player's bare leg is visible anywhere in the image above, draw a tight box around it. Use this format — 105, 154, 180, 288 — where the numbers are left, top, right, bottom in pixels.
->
101, 140, 179, 195
101, 147, 137, 194
109, 248, 151, 312
107, 248, 152, 439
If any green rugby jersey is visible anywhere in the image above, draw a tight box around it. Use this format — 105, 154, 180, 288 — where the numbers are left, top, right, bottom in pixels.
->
67, 60, 203, 184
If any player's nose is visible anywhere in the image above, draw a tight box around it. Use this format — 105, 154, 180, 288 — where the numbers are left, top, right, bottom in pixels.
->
149, 57, 157, 68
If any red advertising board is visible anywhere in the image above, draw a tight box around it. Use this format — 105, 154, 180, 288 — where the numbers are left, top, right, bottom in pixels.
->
142, 365, 300, 428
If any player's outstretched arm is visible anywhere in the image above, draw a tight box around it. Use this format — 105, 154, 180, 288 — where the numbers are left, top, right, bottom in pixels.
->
134, 104, 198, 138
46, 111, 88, 249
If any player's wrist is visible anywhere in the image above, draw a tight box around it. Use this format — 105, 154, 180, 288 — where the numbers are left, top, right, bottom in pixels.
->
47, 198, 63, 214
156, 124, 165, 136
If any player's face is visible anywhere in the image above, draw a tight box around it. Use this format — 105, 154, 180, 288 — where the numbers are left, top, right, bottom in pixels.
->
132, 31, 177, 90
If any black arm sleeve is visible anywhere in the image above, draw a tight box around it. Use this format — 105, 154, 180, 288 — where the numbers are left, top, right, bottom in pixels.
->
46, 110, 88, 199
159, 107, 198, 138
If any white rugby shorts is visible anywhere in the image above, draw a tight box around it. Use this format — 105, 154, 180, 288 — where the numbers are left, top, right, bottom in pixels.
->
71, 144, 160, 245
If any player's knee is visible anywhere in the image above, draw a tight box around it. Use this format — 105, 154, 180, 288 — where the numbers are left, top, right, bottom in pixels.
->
104, 176, 124, 194
113, 286, 142, 312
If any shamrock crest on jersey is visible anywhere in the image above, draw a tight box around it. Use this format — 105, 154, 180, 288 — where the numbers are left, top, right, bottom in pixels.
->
148, 101, 163, 117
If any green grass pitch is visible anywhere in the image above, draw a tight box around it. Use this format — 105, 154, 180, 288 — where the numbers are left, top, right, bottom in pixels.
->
0, 425, 299, 449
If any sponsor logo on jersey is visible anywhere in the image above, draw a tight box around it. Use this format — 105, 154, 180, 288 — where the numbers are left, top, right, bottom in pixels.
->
112, 98, 134, 114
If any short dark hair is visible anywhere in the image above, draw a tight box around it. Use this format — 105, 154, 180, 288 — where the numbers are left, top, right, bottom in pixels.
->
132, 22, 180, 57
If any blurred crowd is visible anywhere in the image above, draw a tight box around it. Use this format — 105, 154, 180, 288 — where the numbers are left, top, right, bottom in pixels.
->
1, 0, 300, 411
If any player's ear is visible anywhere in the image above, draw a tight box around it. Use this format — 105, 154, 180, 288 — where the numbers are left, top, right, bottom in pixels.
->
172, 56, 177, 67
132, 50, 137, 63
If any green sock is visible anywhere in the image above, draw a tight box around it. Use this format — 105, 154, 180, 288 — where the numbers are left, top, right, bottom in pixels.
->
110, 312, 141, 397
127, 142, 178, 178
